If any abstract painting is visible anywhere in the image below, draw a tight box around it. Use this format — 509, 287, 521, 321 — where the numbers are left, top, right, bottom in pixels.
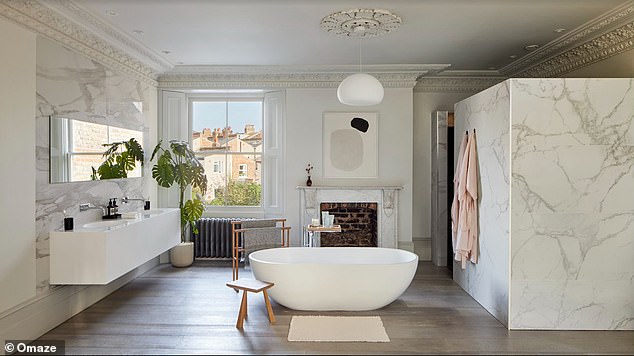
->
323, 112, 378, 178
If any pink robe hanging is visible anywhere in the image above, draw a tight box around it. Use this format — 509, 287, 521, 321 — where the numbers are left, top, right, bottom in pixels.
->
450, 133, 468, 254
455, 131, 478, 269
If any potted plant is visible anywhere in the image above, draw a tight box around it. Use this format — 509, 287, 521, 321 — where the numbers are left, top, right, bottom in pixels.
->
150, 140, 207, 267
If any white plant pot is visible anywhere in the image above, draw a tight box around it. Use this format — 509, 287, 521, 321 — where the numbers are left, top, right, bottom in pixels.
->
170, 242, 194, 268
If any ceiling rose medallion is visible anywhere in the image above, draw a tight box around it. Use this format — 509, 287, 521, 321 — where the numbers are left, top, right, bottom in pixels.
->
321, 9, 402, 106
320, 8, 402, 38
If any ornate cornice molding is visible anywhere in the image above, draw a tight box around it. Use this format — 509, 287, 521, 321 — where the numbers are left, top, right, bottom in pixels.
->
516, 21, 634, 77
0, 0, 159, 86
158, 71, 426, 89
43, 0, 172, 73
414, 72, 506, 93
502, 1, 634, 77
0, 0, 630, 89
166, 64, 449, 75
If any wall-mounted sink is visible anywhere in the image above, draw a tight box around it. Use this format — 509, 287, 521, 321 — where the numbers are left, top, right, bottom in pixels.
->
50, 208, 180, 285
82, 220, 128, 229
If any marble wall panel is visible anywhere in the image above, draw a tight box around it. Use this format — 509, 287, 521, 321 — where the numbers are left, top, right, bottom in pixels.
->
453, 81, 511, 326
35, 37, 156, 294
510, 78, 634, 330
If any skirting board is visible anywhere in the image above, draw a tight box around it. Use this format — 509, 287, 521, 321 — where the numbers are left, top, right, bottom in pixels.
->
0, 257, 159, 342
413, 237, 431, 261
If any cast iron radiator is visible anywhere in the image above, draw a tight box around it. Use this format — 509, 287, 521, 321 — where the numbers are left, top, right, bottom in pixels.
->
193, 218, 233, 258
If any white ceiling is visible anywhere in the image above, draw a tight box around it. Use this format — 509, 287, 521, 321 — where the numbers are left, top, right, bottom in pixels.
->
76, 0, 626, 71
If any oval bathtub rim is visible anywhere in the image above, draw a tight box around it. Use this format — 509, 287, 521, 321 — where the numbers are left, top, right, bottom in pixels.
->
249, 247, 419, 266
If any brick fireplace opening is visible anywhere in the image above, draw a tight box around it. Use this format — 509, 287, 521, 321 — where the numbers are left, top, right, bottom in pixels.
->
319, 202, 378, 247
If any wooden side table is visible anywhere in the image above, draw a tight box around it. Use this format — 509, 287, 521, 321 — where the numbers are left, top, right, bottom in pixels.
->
226, 278, 275, 329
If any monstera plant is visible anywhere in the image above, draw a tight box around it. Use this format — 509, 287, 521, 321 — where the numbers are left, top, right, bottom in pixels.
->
151, 140, 207, 243
151, 140, 207, 267
91, 138, 144, 180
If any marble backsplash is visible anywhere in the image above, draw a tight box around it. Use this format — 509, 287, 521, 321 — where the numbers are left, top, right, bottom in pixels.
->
453, 81, 511, 327
35, 37, 156, 294
510, 78, 634, 330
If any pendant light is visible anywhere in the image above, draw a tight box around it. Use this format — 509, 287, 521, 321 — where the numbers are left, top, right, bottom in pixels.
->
321, 9, 402, 107
337, 35, 384, 106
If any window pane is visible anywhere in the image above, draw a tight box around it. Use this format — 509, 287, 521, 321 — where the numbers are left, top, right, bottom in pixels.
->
197, 155, 227, 205
192, 99, 263, 207
225, 154, 261, 206
192, 101, 228, 152
72, 121, 108, 153
71, 154, 104, 181
228, 101, 262, 154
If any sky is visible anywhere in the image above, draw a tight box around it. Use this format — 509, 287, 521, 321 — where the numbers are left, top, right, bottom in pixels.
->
192, 101, 262, 133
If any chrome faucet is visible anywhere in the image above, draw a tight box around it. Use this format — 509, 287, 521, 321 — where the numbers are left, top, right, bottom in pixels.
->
79, 203, 106, 215
122, 196, 145, 204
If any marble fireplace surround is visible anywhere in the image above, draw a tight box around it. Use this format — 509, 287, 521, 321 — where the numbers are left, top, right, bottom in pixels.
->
298, 186, 402, 248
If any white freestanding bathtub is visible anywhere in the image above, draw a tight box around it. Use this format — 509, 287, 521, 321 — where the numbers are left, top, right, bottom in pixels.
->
249, 247, 418, 311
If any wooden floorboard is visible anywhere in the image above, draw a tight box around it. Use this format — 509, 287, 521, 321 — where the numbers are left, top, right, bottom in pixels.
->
38, 261, 634, 355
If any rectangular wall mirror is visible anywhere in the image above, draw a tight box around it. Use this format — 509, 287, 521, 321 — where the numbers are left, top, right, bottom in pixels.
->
49, 116, 144, 183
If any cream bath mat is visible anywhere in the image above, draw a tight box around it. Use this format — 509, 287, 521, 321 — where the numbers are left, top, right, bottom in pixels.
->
287, 315, 390, 342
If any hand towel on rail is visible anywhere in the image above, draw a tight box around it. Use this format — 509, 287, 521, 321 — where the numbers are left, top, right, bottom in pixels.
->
243, 226, 283, 264
240, 219, 281, 263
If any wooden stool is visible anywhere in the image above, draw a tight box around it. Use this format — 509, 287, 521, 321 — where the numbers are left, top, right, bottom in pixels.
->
226, 278, 275, 329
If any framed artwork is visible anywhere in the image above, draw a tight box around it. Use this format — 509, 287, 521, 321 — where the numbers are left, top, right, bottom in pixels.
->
322, 112, 378, 179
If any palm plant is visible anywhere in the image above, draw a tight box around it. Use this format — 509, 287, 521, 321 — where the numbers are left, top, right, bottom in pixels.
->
150, 140, 207, 243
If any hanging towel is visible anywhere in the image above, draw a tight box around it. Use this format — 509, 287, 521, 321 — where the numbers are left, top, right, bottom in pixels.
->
241, 219, 282, 265
451, 132, 469, 253
455, 131, 479, 269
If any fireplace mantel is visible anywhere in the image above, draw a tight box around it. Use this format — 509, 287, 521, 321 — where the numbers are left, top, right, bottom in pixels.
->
297, 186, 402, 248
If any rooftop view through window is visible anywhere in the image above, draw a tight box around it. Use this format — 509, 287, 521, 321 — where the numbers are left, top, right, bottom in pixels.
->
192, 100, 263, 207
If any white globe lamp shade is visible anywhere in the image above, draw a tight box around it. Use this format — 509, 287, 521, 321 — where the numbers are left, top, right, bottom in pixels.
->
337, 73, 384, 106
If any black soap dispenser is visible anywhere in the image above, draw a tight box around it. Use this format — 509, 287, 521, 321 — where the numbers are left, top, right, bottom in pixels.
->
63, 210, 74, 231
106, 199, 113, 217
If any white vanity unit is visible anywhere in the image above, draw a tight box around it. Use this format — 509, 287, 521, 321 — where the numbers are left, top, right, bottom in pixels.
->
50, 208, 180, 285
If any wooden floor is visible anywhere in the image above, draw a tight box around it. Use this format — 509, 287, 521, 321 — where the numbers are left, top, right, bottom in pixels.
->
39, 261, 634, 355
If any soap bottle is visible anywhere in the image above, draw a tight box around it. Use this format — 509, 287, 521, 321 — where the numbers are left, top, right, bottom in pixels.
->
112, 198, 119, 215
106, 199, 113, 216
63, 210, 74, 231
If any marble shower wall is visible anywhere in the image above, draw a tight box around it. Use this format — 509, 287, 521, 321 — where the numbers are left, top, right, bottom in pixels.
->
453, 82, 511, 326
430, 111, 449, 266
35, 37, 157, 294
510, 78, 634, 330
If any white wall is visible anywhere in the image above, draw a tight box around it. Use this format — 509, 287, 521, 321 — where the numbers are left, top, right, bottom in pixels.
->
285, 88, 413, 248
412, 91, 473, 260
0, 17, 36, 313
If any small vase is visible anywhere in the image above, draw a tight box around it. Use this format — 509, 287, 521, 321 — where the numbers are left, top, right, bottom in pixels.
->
306, 176, 312, 187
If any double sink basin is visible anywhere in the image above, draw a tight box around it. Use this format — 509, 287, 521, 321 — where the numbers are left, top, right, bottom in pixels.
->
50, 208, 180, 285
